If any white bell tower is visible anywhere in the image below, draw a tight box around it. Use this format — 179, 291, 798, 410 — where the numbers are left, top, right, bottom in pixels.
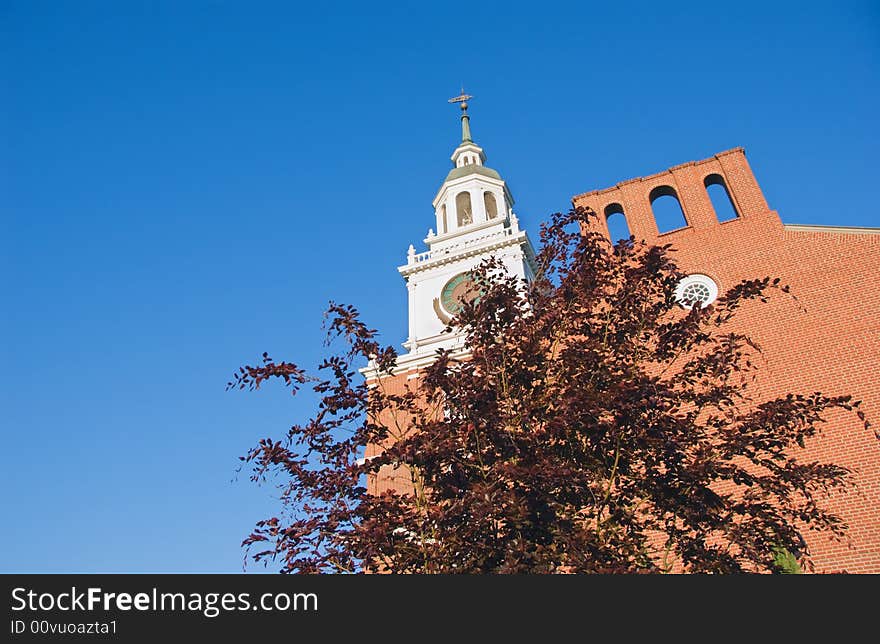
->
394, 93, 537, 372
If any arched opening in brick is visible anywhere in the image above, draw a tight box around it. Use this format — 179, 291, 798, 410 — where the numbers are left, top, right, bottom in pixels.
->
704, 174, 739, 223
649, 185, 688, 233
604, 202, 632, 245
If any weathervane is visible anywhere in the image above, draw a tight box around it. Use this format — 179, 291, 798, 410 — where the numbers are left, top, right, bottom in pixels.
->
448, 88, 474, 143
448, 87, 474, 112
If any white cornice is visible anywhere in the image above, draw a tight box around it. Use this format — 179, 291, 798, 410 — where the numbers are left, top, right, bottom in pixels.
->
360, 343, 472, 380
783, 223, 880, 235
399, 229, 533, 277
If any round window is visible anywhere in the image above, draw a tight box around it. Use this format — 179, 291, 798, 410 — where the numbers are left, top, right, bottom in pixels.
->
674, 274, 719, 309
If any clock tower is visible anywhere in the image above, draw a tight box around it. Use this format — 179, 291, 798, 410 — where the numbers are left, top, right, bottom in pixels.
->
393, 94, 537, 372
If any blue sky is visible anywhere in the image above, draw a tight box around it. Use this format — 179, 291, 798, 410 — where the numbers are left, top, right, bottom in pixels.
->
2, 2, 878, 572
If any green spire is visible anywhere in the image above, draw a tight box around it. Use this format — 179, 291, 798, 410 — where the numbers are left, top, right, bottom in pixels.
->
461, 104, 472, 143
448, 90, 474, 143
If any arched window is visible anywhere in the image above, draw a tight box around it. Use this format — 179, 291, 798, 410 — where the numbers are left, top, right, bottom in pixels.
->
440, 204, 448, 234
484, 192, 498, 219
456, 192, 473, 226
603, 203, 631, 244
704, 174, 739, 222
649, 185, 688, 233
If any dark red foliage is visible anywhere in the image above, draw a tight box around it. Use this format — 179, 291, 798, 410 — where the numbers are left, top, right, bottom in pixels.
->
230, 207, 873, 573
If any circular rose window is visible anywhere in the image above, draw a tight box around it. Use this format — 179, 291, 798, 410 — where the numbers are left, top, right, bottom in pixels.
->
674, 274, 719, 309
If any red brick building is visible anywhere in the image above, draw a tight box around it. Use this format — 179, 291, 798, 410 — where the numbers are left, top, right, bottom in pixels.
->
367, 103, 879, 572
572, 147, 880, 572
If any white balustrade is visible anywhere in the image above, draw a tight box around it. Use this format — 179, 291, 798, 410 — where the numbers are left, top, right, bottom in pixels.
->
406, 227, 516, 265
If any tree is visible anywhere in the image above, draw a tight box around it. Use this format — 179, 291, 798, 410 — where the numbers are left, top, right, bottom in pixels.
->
229, 207, 874, 573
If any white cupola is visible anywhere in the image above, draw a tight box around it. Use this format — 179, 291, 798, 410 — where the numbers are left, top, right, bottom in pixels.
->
389, 93, 536, 371
430, 95, 514, 242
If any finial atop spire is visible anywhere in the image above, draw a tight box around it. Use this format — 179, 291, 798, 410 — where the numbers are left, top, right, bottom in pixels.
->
448, 88, 474, 143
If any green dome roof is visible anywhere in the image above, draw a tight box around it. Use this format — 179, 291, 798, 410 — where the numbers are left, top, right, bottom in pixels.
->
444, 165, 502, 183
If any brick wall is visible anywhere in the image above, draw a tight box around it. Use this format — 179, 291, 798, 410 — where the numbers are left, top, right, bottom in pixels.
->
364, 371, 418, 496
573, 148, 880, 572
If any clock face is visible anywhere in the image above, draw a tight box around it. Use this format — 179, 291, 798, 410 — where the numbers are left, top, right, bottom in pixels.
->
441, 272, 480, 315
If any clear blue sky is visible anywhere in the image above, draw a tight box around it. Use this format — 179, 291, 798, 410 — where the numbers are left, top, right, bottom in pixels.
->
2, 2, 878, 572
